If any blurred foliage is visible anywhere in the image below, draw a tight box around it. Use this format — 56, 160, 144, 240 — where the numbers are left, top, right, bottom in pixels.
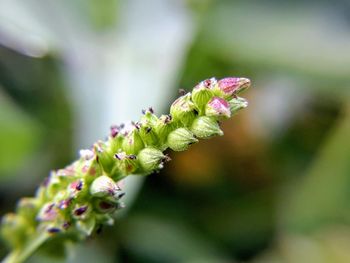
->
0, 91, 40, 176
1, 0, 350, 262
0, 45, 74, 230
72, 0, 119, 30
283, 106, 350, 233
0, 46, 73, 171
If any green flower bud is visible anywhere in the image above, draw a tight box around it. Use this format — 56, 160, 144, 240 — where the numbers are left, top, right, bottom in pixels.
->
191, 116, 223, 139
114, 151, 138, 175
140, 107, 158, 126
139, 125, 159, 147
170, 93, 197, 126
93, 199, 122, 214
191, 80, 214, 114
16, 198, 38, 222
122, 127, 144, 154
45, 172, 62, 199
109, 133, 124, 153
205, 97, 231, 119
154, 115, 175, 149
90, 175, 120, 198
137, 147, 166, 174
167, 128, 198, 151
94, 141, 115, 173
138, 109, 160, 147
228, 96, 248, 115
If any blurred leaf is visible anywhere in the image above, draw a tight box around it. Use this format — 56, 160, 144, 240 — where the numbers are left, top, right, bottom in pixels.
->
282, 103, 350, 232
121, 215, 229, 263
187, 1, 350, 92
255, 227, 350, 263
0, 90, 41, 177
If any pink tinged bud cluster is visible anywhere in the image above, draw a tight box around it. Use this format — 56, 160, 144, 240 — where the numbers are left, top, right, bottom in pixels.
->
0, 76, 250, 258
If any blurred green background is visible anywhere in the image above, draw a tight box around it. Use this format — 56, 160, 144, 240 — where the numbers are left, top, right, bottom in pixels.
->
1, 0, 350, 262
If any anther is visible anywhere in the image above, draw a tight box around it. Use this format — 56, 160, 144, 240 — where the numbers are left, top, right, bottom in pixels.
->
128, 155, 137, 160
117, 192, 125, 199
74, 206, 88, 216
47, 227, 61, 234
62, 221, 71, 229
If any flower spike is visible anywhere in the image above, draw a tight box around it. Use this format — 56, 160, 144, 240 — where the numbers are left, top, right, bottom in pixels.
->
0, 76, 251, 263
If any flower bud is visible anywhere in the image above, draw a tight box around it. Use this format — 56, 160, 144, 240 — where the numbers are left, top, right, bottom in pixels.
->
205, 97, 231, 119
94, 200, 120, 214
55, 165, 76, 181
191, 116, 223, 139
154, 115, 175, 149
167, 128, 198, 151
94, 141, 115, 173
114, 151, 138, 175
109, 133, 124, 153
228, 96, 248, 115
90, 175, 120, 198
46, 172, 62, 199
170, 93, 197, 126
191, 80, 214, 114
138, 109, 160, 147
79, 158, 101, 178
137, 147, 165, 174
37, 203, 57, 222
72, 204, 90, 220
16, 198, 38, 221
213, 77, 251, 98
139, 125, 159, 147
140, 107, 158, 126
122, 128, 144, 154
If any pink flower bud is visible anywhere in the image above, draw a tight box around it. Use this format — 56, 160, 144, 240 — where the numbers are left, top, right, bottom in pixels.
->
205, 97, 231, 118
217, 77, 251, 97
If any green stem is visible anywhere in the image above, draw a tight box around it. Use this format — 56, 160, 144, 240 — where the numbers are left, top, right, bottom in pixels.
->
2, 233, 49, 263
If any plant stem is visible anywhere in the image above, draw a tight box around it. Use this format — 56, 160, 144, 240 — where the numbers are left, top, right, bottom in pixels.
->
3, 233, 49, 263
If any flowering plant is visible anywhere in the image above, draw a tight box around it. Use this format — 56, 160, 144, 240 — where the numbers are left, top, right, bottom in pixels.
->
1, 77, 250, 263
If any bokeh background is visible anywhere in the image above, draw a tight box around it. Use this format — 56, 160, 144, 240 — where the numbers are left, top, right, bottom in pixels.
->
1, 0, 350, 262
